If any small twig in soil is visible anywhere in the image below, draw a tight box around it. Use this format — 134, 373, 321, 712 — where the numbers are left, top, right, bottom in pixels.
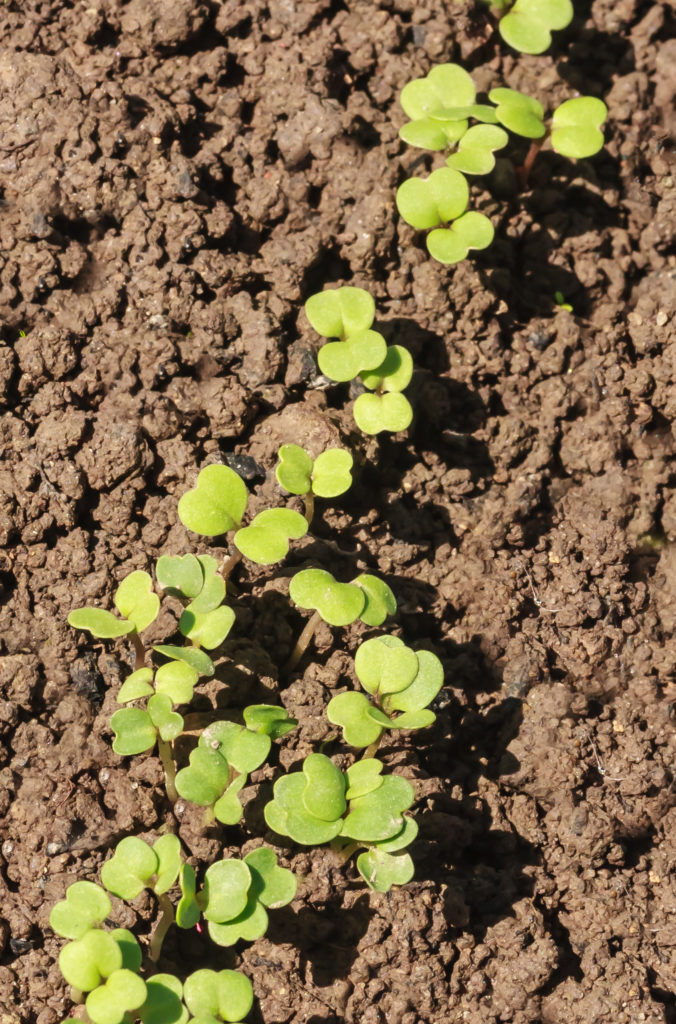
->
516, 560, 563, 614
582, 730, 625, 782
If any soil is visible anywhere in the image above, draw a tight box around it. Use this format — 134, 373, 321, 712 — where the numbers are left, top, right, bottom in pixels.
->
0, 0, 675, 1022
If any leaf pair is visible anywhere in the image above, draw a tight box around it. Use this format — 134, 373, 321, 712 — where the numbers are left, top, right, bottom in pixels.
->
289, 569, 396, 627
68, 570, 160, 640
498, 0, 574, 56
354, 345, 414, 435
157, 553, 234, 650
306, 288, 387, 384
327, 636, 444, 748
396, 167, 494, 265
100, 835, 182, 901
276, 444, 353, 499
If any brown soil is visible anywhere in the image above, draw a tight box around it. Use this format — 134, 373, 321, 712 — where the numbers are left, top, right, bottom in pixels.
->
1, 0, 675, 1022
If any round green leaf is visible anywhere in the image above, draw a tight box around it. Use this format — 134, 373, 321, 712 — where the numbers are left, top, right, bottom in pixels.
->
243, 704, 297, 740
85, 969, 147, 1024
101, 836, 159, 900
312, 448, 353, 498
50, 881, 111, 940
386, 649, 444, 713
67, 608, 135, 639
175, 746, 230, 807
302, 753, 347, 821
184, 970, 254, 1023
551, 96, 607, 158
426, 211, 494, 265
275, 444, 313, 495
355, 635, 418, 696
400, 63, 475, 121
148, 692, 184, 741
327, 691, 384, 748
353, 392, 413, 435
356, 849, 415, 892
153, 834, 183, 895
318, 329, 388, 383
178, 465, 248, 536
202, 859, 252, 923
244, 847, 297, 908
289, 569, 365, 626
207, 894, 269, 947
396, 167, 469, 230
234, 508, 308, 565
264, 773, 344, 845
114, 571, 159, 633
305, 286, 375, 340
117, 667, 155, 704
446, 124, 509, 175
155, 554, 204, 599
499, 0, 573, 55
110, 708, 157, 756
153, 644, 215, 677
140, 974, 188, 1024
155, 661, 199, 705
398, 118, 454, 150
488, 87, 546, 138
372, 815, 419, 853
188, 556, 226, 614
355, 574, 397, 625
360, 345, 413, 393
59, 930, 122, 993
110, 929, 142, 974
200, 720, 271, 774
341, 775, 415, 842
179, 604, 235, 650
214, 775, 247, 825
345, 759, 384, 800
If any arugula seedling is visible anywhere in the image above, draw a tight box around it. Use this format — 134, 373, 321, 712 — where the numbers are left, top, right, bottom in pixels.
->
276, 444, 353, 523
49, 880, 111, 940
68, 570, 160, 669
174, 718, 278, 826
353, 345, 414, 435
183, 969, 254, 1024
398, 63, 482, 150
140, 974, 188, 1024
317, 328, 388, 383
264, 753, 417, 891
178, 464, 248, 537
233, 508, 308, 565
396, 166, 494, 264
304, 286, 375, 340
327, 635, 444, 750
445, 123, 509, 175
493, 0, 574, 55
550, 96, 608, 159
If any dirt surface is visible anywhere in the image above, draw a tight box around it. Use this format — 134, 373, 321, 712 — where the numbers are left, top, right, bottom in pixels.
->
1, 0, 675, 1021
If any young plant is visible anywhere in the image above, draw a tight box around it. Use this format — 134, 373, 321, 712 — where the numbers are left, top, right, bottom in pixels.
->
327, 635, 444, 749
264, 753, 418, 892
276, 444, 353, 522
485, 0, 574, 55
354, 345, 414, 436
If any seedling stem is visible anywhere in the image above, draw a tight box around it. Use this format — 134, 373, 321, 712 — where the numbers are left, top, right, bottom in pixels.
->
149, 893, 175, 963
286, 611, 322, 672
157, 739, 179, 804
132, 634, 146, 670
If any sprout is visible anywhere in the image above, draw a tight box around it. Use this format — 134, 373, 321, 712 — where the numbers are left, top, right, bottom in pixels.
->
264, 754, 417, 891
50, 881, 111, 940
183, 969, 254, 1023
498, 0, 574, 55
399, 63, 477, 149
233, 508, 308, 565
100, 835, 182, 900
317, 329, 388, 383
276, 444, 354, 499
551, 96, 608, 158
178, 464, 248, 536
140, 974, 188, 1024
110, 693, 184, 756
327, 636, 444, 748
396, 167, 494, 265
304, 286, 375, 340
487, 87, 546, 138
85, 970, 148, 1024
445, 124, 509, 175
353, 393, 413, 435
68, 571, 160, 639
289, 569, 396, 627
201, 848, 297, 946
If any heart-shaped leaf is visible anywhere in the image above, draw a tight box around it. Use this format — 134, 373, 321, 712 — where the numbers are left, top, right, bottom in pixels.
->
154, 661, 199, 705
179, 604, 235, 650
551, 96, 607, 158
312, 449, 353, 498
114, 571, 160, 633
446, 124, 509, 175
355, 636, 418, 696
360, 345, 413, 393
155, 554, 204, 599
148, 693, 184, 741
353, 392, 413, 435
110, 708, 157, 755
396, 167, 469, 230
201, 859, 252, 923
275, 444, 314, 495
243, 704, 297, 739
154, 644, 215, 676
289, 569, 365, 626
399, 64, 475, 150
345, 759, 384, 800
111, 929, 142, 973
200, 720, 271, 775
178, 465, 248, 536
175, 746, 230, 807
318, 329, 388, 382
305, 286, 375, 340
176, 864, 200, 929
386, 649, 444, 713
354, 575, 397, 626
140, 974, 188, 1024
213, 775, 247, 826
67, 607, 134, 639
499, 0, 573, 55
327, 691, 384, 748
234, 508, 308, 565
341, 775, 415, 842
356, 849, 415, 892
488, 87, 546, 138
183, 969, 254, 1024
101, 836, 161, 900
207, 894, 269, 947
59, 930, 122, 993
153, 834, 183, 895
85, 969, 147, 1024
244, 847, 297, 909
302, 753, 347, 821
50, 881, 111, 940
264, 773, 344, 845
427, 211, 494, 265
117, 667, 155, 704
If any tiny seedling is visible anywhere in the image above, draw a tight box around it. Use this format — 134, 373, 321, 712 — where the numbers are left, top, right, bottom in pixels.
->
304, 285, 376, 340
264, 753, 418, 892
396, 166, 494, 264
354, 345, 414, 435
183, 969, 254, 1024
486, 0, 574, 55
68, 570, 159, 640
276, 444, 354, 500
327, 635, 444, 749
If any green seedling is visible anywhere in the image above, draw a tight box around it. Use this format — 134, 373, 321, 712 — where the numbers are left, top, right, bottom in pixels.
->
68, 571, 160, 639
550, 96, 609, 159
100, 835, 182, 900
355, 344, 415, 433
178, 464, 248, 536
233, 508, 308, 565
493, 0, 574, 55
86, 969, 148, 1024
398, 62, 479, 150
49, 881, 111, 940
289, 569, 396, 627
396, 166, 494, 265
488, 87, 546, 138
264, 753, 417, 891
183, 969, 254, 1024
140, 974, 188, 1024
327, 636, 444, 748
276, 444, 353, 516
110, 694, 184, 756
317, 328, 388, 383
304, 286, 375, 340
445, 123, 509, 174
158, 552, 235, 651
554, 290, 573, 312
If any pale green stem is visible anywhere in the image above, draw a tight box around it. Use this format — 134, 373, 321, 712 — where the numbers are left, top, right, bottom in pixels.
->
69, 986, 85, 1005
330, 839, 359, 864
157, 738, 178, 804
148, 893, 175, 963
363, 736, 383, 761
285, 610, 322, 672
203, 805, 216, 826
